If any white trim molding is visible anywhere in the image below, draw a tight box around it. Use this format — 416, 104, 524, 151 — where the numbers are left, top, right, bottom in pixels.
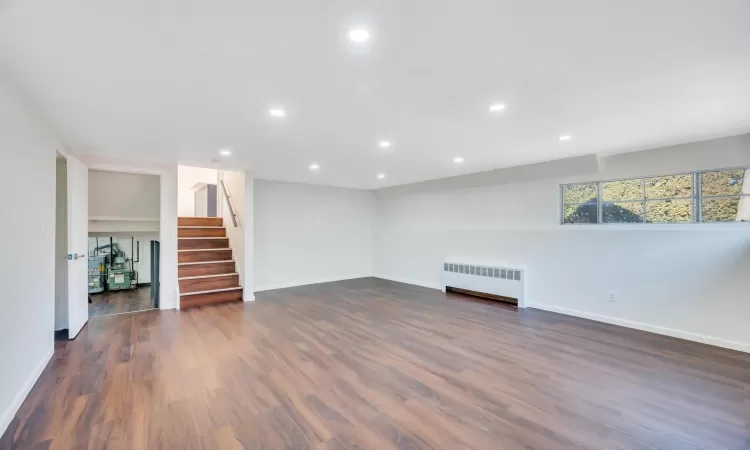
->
0, 347, 53, 437
528, 302, 750, 353
371, 276, 750, 353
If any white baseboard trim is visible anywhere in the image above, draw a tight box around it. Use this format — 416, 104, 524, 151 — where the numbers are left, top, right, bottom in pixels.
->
0, 347, 54, 437
243, 293, 255, 302
529, 302, 750, 353
254, 275, 370, 292
373, 275, 442, 291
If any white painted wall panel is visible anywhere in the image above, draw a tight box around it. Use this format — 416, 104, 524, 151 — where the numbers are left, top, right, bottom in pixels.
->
0, 74, 57, 436
374, 135, 750, 351
89, 170, 160, 219
254, 180, 376, 290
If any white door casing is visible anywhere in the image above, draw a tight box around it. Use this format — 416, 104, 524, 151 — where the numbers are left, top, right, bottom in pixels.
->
66, 155, 89, 338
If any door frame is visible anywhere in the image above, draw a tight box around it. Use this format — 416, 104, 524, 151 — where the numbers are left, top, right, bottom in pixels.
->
75, 155, 179, 310
55, 152, 89, 339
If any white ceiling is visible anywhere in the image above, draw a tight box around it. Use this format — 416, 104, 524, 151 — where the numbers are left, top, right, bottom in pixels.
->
2, 0, 750, 189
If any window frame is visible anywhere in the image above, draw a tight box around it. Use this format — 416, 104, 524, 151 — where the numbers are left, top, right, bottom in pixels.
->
561, 181, 600, 224
560, 166, 749, 225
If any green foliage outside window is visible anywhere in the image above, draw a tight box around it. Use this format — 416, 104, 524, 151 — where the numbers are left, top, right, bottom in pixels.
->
562, 168, 748, 224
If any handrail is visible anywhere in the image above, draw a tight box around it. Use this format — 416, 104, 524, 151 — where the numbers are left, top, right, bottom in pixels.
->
220, 179, 238, 227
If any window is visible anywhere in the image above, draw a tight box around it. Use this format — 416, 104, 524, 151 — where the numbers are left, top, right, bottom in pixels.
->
561, 168, 749, 224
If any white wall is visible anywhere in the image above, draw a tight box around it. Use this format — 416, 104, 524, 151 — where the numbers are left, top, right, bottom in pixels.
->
243, 173, 255, 300
220, 170, 246, 284
178, 165, 217, 216
89, 170, 160, 219
160, 167, 179, 309
88, 169, 160, 233
0, 74, 58, 435
254, 180, 376, 291
374, 134, 750, 352
54, 159, 68, 331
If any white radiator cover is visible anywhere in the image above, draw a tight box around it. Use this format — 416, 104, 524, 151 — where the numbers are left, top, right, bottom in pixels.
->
441, 261, 527, 308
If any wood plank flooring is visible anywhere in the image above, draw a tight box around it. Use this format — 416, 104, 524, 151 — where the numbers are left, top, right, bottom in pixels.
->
88, 286, 154, 318
3, 278, 749, 449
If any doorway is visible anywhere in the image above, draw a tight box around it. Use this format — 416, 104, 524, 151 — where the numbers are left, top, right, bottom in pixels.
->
178, 165, 220, 218
87, 169, 161, 317
87, 236, 160, 317
54, 151, 90, 340
54, 154, 68, 340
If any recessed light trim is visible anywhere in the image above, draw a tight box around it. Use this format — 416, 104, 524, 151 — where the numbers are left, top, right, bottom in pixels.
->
310, 163, 320, 171
453, 157, 464, 163
377, 173, 386, 179
269, 108, 286, 118
559, 135, 572, 141
379, 140, 392, 149
489, 103, 506, 113
219, 148, 232, 156
348, 28, 370, 43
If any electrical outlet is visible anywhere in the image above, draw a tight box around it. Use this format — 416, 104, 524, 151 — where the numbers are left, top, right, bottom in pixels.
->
608, 290, 617, 302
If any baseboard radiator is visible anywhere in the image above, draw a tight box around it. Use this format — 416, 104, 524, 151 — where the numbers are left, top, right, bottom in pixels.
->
441, 261, 526, 307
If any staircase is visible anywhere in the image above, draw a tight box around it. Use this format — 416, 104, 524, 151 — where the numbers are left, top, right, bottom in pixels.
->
178, 217, 243, 308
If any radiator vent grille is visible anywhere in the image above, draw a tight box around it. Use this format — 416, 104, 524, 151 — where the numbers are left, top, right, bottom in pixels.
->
443, 263, 522, 282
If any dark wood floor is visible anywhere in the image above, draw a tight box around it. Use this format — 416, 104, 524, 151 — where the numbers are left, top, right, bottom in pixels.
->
88, 286, 154, 318
2, 278, 749, 449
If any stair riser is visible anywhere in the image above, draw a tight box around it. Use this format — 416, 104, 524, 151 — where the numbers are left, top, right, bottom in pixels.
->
178, 262, 236, 278
181, 289, 243, 308
178, 238, 230, 250
179, 275, 240, 294
178, 250, 232, 263
178, 228, 226, 238
178, 217, 223, 227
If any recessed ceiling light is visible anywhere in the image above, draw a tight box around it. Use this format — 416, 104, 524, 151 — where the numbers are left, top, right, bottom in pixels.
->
309, 163, 320, 171
559, 135, 572, 141
379, 140, 392, 148
454, 157, 464, 163
219, 148, 232, 156
377, 173, 386, 179
489, 103, 506, 113
269, 108, 286, 118
348, 28, 370, 43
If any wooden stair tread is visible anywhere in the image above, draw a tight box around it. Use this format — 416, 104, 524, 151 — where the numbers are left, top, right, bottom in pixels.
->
178, 238, 230, 250
178, 259, 234, 265
179, 272, 239, 280
180, 288, 243, 308
181, 286, 243, 296
178, 217, 223, 227
178, 225, 224, 228
179, 273, 240, 294
177, 219, 241, 308
179, 249, 232, 263
178, 227, 226, 238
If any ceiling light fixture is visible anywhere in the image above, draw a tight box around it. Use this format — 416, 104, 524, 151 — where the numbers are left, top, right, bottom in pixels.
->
377, 173, 386, 179
348, 28, 370, 43
269, 108, 286, 118
379, 140, 392, 148
309, 163, 320, 171
489, 103, 506, 113
559, 135, 572, 141
219, 148, 232, 156
454, 157, 464, 163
